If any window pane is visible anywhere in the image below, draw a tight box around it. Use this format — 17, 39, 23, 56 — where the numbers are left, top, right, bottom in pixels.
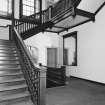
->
0, 0, 11, 15
23, 0, 40, 16
63, 32, 77, 66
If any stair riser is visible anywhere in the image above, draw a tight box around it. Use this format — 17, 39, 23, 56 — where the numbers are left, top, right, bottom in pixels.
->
0, 70, 22, 76
0, 41, 15, 46
0, 65, 21, 68
0, 60, 20, 64
0, 44, 16, 47
0, 96, 31, 105
0, 40, 32, 105
0, 47, 16, 50
0, 40, 14, 44
0, 50, 17, 54
0, 80, 26, 87
0, 53, 18, 57
0, 87, 28, 96
0, 49, 17, 52
0, 74, 24, 83
0, 56, 19, 60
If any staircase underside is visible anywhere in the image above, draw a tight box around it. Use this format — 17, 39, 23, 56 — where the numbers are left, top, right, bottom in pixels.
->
13, 0, 105, 39
21, 21, 53, 40
45, 0, 105, 34
45, 9, 95, 34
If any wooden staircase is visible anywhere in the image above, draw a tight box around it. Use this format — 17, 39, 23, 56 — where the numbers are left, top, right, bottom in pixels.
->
0, 39, 33, 105
14, 0, 81, 40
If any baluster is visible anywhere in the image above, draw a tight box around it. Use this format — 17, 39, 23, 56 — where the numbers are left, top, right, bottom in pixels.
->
23, 23, 24, 33
49, 6, 52, 21
17, 21, 19, 33
27, 22, 29, 30
26, 22, 27, 31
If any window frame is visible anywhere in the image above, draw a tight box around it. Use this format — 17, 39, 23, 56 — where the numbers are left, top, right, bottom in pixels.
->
20, 0, 40, 17
0, 0, 12, 19
63, 31, 77, 66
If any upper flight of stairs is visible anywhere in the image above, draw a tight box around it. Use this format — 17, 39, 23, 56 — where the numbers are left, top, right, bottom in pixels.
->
0, 39, 33, 105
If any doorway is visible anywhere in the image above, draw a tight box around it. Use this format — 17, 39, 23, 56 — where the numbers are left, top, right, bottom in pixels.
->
47, 48, 57, 67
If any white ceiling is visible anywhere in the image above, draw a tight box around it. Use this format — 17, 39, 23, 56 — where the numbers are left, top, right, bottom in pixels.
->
77, 0, 105, 13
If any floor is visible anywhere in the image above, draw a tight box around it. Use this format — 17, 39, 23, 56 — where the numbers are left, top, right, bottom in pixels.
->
46, 77, 105, 105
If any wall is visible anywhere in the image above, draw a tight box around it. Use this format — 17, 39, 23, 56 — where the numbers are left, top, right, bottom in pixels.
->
25, 32, 63, 66
0, 0, 20, 40
60, 6, 105, 84
0, 19, 11, 40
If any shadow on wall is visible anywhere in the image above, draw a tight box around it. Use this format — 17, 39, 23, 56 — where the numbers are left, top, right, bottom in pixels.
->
27, 45, 39, 64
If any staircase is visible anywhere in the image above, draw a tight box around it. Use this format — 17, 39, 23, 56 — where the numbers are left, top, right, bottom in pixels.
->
14, 0, 81, 40
0, 39, 33, 105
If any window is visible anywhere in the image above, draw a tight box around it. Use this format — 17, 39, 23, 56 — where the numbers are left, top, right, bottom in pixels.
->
0, 0, 12, 16
46, 0, 59, 8
22, 0, 40, 16
63, 31, 77, 66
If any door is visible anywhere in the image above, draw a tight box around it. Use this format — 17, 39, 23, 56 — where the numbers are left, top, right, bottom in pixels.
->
47, 48, 57, 67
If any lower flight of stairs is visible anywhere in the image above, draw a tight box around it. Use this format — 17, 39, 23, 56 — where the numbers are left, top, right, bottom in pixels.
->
0, 39, 33, 105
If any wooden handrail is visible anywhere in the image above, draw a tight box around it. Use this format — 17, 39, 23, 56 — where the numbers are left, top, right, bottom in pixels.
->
14, 27, 39, 68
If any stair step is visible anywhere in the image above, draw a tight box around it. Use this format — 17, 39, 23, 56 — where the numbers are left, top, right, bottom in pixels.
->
0, 40, 34, 105
0, 56, 19, 60
0, 86, 28, 95
0, 44, 16, 47
0, 87, 28, 96
0, 77, 25, 84
0, 74, 24, 83
0, 95, 32, 105
0, 46, 16, 50
0, 60, 20, 65
0, 89, 29, 101
13, 98, 34, 105
0, 50, 17, 53
0, 81, 26, 91
0, 53, 18, 57
0, 40, 14, 44
0, 64, 21, 69
0, 70, 22, 76
0, 49, 17, 53
0, 66, 21, 70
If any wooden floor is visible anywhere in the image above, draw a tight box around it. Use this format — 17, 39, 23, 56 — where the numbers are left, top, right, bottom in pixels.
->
46, 77, 105, 105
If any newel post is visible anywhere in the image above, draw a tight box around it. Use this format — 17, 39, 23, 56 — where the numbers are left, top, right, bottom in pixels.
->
39, 63, 47, 105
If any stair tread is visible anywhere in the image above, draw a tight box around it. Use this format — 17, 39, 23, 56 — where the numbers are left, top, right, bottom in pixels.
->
0, 53, 18, 56
0, 90, 29, 101
0, 72, 23, 76
0, 57, 19, 61
0, 74, 24, 83
13, 99, 34, 105
0, 95, 33, 105
0, 68, 21, 71
0, 86, 28, 96
0, 77, 25, 83
0, 62, 20, 65
0, 83, 27, 91
0, 66, 21, 69
0, 65, 21, 69
0, 47, 16, 50
0, 72, 22, 76
0, 40, 34, 105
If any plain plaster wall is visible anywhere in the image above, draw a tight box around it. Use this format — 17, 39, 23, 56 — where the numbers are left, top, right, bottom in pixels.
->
0, 0, 19, 40
0, 19, 11, 40
25, 32, 63, 66
61, 6, 105, 84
